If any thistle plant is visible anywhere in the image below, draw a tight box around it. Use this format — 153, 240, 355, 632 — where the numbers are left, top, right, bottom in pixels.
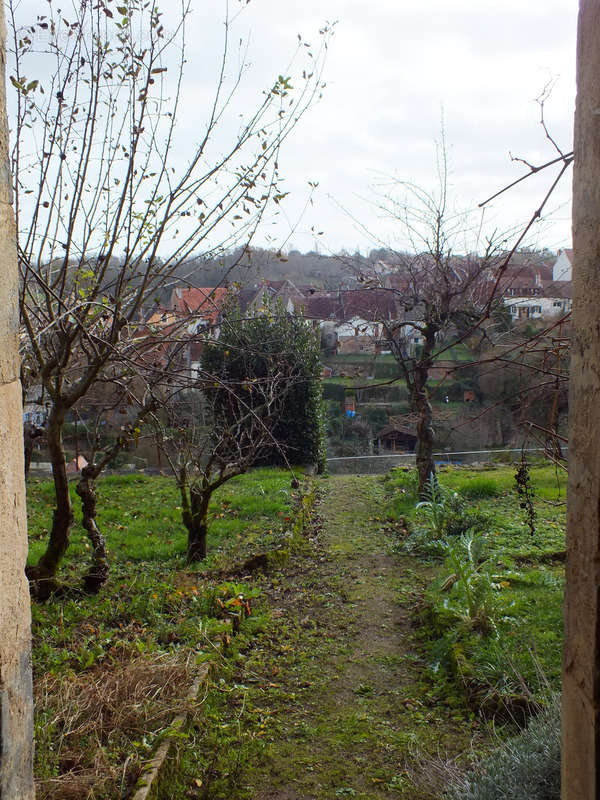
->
440, 533, 496, 634
415, 476, 458, 538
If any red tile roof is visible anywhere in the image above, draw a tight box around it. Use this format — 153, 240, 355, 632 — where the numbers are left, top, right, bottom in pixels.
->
169, 287, 228, 324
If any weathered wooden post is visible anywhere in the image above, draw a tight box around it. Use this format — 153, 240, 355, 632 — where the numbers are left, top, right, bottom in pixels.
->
563, 2, 600, 798
0, 2, 35, 796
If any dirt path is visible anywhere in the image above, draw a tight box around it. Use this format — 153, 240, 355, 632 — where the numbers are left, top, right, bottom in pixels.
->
187, 475, 479, 800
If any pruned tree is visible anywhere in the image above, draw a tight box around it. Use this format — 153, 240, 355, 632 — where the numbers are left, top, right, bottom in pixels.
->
156, 300, 324, 561
11, 0, 329, 594
157, 363, 288, 564
359, 145, 504, 493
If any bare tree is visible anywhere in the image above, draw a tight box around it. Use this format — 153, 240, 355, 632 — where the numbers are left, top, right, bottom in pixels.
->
155, 299, 323, 561
357, 145, 504, 493
10, 0, 329, 594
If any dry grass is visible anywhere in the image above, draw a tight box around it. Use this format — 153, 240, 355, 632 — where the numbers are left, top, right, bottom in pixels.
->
35, 653, 195, 800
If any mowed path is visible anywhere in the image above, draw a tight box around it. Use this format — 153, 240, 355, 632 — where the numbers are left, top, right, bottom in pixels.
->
193, 475, 478, 800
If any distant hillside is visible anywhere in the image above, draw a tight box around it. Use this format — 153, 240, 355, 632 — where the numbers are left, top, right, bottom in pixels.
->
173, 246, 371, 290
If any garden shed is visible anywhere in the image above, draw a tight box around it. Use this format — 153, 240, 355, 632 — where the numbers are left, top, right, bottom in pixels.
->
375, 424, 417, 453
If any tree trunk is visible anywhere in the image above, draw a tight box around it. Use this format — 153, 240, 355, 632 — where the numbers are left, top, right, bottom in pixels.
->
414, 381, 435, 495
76, 466, 109, 594
179, 475, 211, 563
26, 408, 73, 597
414, 329, 437, 496
562, 3, 600, 797
23, 420, 43, 478
185, 487, 210, 562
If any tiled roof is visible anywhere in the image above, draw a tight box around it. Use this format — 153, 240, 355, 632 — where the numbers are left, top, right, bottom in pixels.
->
340, 289, 397, 321
302, 294, 342, 319
170, 287, 228, 324
542, 280, 572, 299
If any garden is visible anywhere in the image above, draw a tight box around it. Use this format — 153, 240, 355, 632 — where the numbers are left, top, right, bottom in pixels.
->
26, 460, 566, 799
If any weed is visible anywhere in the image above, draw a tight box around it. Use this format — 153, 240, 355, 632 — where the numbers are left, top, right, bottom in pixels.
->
385, 464, 566, 712
416, 476, 455, 538
413, 477, 491, 544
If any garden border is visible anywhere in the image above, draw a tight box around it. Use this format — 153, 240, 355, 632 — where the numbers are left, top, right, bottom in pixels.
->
130, 661, 214, 800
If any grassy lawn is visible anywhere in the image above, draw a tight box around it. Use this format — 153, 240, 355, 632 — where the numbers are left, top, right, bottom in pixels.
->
384, 463, 566, 709
26, 468, 298, 800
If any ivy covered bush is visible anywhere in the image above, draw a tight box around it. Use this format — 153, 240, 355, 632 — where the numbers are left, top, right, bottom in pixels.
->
203, 298, 326, 471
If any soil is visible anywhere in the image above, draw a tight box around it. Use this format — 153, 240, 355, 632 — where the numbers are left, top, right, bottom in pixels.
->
185, 475, 487, 800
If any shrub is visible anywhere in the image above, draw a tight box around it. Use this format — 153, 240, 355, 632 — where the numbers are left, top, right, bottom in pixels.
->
446, 695, 560, 800
444, 494, 491, 538
322, 382, 346, 402
203, 300, 326, 471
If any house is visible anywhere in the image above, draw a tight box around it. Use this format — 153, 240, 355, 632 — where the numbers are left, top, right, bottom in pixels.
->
168, 286, 229, 377
553, 248, 573, 282
505, 280, 572, 320
333, 289, 398, 354
235, 279, 308, 316
169, 286, 228, 334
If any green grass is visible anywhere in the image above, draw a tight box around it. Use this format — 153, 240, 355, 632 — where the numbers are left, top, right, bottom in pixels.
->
384, 463, 566, 705
456, 476, 501, 499
26, 467, 299, 799
27, 468, 293, 567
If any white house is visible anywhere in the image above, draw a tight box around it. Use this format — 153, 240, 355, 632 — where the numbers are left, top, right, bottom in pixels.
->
553, 248, 573, 282
506, 283, 572, 320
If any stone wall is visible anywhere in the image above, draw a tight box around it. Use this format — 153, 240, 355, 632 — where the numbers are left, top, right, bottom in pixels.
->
0, 3, 35, 796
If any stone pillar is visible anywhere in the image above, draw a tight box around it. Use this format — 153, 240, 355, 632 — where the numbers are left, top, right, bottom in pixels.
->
0, 2, 35, 797
563, 2, 600, 798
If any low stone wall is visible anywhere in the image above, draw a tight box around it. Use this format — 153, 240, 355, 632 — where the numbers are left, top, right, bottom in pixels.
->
326, 447, 561, 475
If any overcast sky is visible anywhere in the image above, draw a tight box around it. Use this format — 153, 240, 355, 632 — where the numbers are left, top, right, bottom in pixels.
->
186, 0, 576, 256
12, 0, 577, 257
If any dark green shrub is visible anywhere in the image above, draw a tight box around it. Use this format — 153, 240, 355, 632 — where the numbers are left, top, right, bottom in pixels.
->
322, 382, 346, 402
362, 407, 387, 427
203, 300, 326, 471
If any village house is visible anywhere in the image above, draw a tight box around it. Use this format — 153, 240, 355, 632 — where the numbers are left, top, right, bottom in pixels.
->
490, 253, 572, 321
167, 286, 229, 377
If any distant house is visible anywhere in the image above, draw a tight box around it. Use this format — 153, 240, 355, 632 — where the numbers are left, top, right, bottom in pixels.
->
235, 279, 308, 317
505, 280, 572, 320
169, 286, 228, 334
167, 286, 229, 377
